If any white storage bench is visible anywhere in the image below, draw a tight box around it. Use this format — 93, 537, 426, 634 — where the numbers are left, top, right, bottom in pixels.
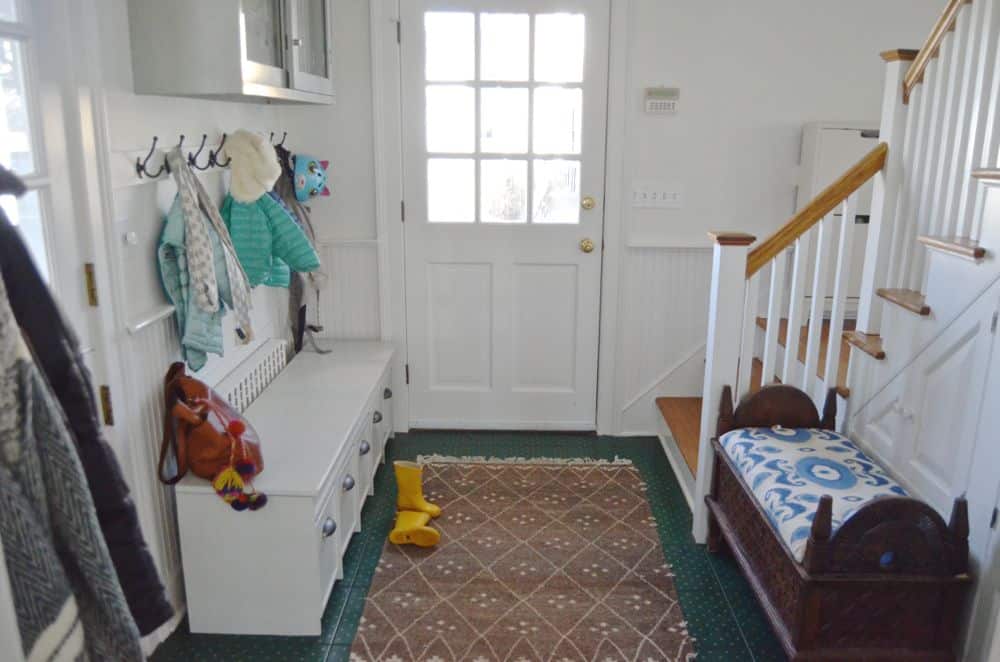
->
175, 341, 394, 635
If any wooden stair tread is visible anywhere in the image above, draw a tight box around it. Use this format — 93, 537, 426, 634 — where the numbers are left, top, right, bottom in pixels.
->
876, 288, 931, 315
843, 330, 886, 360
917, 234, 986, 260
754, 317, 852, 396
656, 397, 701, 476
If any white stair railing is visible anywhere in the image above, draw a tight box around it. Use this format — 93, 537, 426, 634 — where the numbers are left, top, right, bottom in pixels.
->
857, 0, 996, 332
691, 145, 887, 543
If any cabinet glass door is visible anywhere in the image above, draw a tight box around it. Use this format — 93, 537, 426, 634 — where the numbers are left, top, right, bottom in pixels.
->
241, 0, 286, 88
286, 0, 334, 95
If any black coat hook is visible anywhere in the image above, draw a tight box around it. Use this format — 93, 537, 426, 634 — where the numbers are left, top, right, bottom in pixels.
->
277, 131, 287, 148
211, 133, 231, 167
269, 131, 275, 145
135, 135, 173, 178
188, 134, 212, 170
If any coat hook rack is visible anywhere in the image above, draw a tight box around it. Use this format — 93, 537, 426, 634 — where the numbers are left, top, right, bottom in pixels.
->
188, 134, 212, 170
211, 133, 231, 167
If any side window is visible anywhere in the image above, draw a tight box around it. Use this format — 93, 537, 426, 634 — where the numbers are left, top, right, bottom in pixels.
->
0, 1, 52, 280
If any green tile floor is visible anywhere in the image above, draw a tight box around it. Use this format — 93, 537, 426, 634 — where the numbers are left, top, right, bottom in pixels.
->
151, 432, 785, 661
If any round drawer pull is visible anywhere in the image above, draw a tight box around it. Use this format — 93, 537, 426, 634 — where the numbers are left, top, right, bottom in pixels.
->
384, 387, 393, 399
359, 440, 371, 456
342, 474, 356, 491
322, 517, 337, 538
373, 411, 383, 424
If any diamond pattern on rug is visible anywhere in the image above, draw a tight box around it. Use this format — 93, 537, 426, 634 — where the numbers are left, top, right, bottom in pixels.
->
350, 459, 696, 661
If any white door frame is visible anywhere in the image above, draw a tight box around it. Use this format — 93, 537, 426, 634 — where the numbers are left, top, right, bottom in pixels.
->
369, 0, 632, 434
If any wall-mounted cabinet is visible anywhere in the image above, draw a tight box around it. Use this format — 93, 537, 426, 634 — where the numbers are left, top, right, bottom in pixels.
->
127, 0, 334, 105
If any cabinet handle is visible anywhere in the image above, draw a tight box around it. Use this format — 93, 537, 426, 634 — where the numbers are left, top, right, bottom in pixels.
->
384, 387, 392, 399
322, 517, 336, 538
291, 37, 302, 46
373, 411, 383, 424
342, 474, 355, 491
359, 440, 371, 456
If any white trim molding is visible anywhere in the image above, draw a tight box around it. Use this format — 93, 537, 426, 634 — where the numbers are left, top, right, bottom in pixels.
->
369, 0, 409, 433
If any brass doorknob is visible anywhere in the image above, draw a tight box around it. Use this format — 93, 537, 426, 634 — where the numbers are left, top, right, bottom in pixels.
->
580, 238, 595, 253
581, 196, 596, 210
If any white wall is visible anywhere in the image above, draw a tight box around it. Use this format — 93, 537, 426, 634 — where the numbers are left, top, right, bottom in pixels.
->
277, 0, 383, 340
615, 0, 943, 434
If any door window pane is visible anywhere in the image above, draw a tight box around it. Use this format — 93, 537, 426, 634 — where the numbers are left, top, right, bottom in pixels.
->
533, 160, 580, 224
533, 87, 582, 154
242, 0, 283, 68
296, 0, 329, 77
481, 159, 527, 223
0, 39, 35, 175
480, 13, 529, 81
534, 14, 584, 83
428, 159, 474, 223
0, 0, 17, 21
426, 85, 474, 153
1, 190, 48, 280
425, 12, 474, 81
480, 87, 528, 154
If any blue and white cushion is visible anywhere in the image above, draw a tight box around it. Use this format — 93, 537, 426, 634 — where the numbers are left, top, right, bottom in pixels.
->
718, 427, 907, 562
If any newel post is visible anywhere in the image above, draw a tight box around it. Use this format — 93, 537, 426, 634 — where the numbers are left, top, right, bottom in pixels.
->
857, 50, 915, 334
692, 231, 755, 543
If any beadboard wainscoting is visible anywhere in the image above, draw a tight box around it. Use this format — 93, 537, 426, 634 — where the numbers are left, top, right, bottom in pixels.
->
316, 241, 382, 339
618, 247, 712, 434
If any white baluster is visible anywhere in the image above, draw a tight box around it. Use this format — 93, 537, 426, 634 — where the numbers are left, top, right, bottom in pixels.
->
960, 0, 1000, 238
823, 196, 856, 400
938, 4, 983, 239
926, 10, 971, 239
693, 231, 754, 544
886, 78, 925, 289
857, 55, 909, 334
803, 214, 835, 401
761, 250, 787, 388
737, 272, 761, 398
782, 235, 810, 387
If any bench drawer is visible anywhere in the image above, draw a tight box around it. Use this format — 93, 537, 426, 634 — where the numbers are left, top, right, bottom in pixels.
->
317, 445, 360, 592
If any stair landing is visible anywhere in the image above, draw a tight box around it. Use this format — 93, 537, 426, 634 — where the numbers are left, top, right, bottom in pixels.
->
655, 359, 767, 477
657, 318, 849, 476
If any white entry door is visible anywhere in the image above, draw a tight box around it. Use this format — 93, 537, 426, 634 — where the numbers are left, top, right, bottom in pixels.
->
401, 0, 610, 429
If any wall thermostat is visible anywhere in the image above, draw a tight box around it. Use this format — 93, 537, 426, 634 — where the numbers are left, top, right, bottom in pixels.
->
645, 87, 679, 115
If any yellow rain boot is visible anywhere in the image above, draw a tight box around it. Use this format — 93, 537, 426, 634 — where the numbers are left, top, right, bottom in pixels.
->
388, 510, 440, 547
394, 461, 442, 518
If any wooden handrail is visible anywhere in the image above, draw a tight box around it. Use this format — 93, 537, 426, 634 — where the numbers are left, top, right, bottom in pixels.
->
903, 0, 971, 104
745, 143, 888, 278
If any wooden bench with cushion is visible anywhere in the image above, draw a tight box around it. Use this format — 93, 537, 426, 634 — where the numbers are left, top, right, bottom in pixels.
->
705, 384, 970, 661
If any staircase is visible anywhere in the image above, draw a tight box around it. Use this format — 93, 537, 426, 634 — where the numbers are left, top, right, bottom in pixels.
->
657, 0, 1000, 541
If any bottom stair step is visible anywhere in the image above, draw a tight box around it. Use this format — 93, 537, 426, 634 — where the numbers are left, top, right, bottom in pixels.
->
655, 397, 701, 475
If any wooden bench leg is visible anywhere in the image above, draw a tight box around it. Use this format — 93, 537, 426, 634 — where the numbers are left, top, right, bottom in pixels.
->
706, 506, 722, 554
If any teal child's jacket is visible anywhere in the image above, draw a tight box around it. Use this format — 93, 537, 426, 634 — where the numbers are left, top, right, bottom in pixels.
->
220, 193, 320, 287
158, 195, 233, 371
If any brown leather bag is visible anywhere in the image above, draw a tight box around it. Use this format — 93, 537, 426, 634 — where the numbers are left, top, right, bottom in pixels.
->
159, 362, 264, 485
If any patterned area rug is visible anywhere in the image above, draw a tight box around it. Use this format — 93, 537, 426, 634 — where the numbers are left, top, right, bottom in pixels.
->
350, 457, 696, 661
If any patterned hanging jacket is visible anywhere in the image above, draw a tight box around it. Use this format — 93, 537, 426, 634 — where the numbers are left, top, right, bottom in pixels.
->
158, 149, 255, 370
0, 166, 172, 637
0, 264, 143, 660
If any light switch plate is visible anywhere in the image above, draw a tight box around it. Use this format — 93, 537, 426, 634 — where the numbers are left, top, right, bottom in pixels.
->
632, 182, 683, 209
